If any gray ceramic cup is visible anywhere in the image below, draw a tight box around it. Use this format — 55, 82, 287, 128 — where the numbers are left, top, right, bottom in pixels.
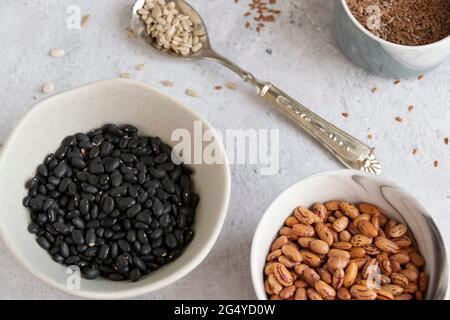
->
333, 0, 450, 78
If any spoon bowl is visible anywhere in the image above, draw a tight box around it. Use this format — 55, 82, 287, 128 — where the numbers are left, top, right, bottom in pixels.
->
131, 0, 213, 59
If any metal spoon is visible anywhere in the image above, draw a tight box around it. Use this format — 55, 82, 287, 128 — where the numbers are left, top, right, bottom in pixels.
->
130, 0, 381, 174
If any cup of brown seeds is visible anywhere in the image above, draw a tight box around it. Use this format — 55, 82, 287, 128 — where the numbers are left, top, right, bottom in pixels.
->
251, 170, 448, 300
333, 0, 450, 78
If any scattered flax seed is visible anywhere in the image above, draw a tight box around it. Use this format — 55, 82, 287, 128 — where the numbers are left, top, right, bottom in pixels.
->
119, 73, 131, 79
81, 14, 90, 27
434, 160, 439, 168
418, 74, 425, 80
41, 82, 54, 94
412, 148, 418, 155
242, 0, 282, 32
371, 87, 378, 93
161, 80, 174, 87
225, 82, 238, 90
214, 85, 223, 90
342, 112, 349, 118
186, 88, 199, 97
408, 105, 414, 112
395, 116, 403, 123
394, 80, 401, 85
49, 49, 65, 58
368, 134, 373, 139
135, 64, 146, 71
445, 137, 449, 145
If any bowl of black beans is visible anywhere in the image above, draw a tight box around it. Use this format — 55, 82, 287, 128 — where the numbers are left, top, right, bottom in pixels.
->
0, 79, 231, 298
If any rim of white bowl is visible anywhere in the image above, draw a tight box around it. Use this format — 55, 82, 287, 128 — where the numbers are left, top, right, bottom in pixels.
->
250, 169, 447, 300
340, 0, 450, 50
0, 78, 231, 299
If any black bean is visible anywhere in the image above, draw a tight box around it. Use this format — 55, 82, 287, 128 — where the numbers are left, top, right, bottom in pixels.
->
53, 222, 69, 234
149, 228, 163, 240
153, 248, 167, 257
103, 158, 120, 172
71, 230, 84, 245
65, 256, 80, 264
152, 198, 164, 217
110, 243, 119, 259
116, 255, 128, 272
165, 234, 178, 249
85, 247, 98, 257
38, 164, 49, 177
100, 142, 114, 157
140, 243, 152, 255
110, 186, 127, 197
71, 157, 87, 170
150, 168, 166, 179
118, 197, 136, 210
88, 160, 104, 175
29, 197, 44, 210
123, 174, 137, 184
72, 217, 85, 230
126, 230, 136, 243
111, 174, 123, 188
79, 198, 90, 215
101, 217, 117, 228
137, 230, 148, 244
98, 244, 110, 260
84, 268, 101, 280
101, 196, 114, 213
86, 229, 96, 246
112, 231, 126, 240
28, 222, 40, 234
60, 242, 70, 258
129, 268, 141, 282
54, 163, 68, 178
136, 212, 152, 225
36, 236, 51, 250
134, 222, 149, 231
126, 204, 141, 218
86, 220, 100, 229
116, 239, 130, 252
36, 213, 48, 225
122, 124, 138, 135
82, 183, 98, 194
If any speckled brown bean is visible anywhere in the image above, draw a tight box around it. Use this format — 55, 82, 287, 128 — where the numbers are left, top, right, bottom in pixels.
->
339, 202, 360, 219
293, 206, 316, 225
279, 285, 296, 300
292, 224, 315, 238
294, 288, 307, 300
337, 287, 352, 300
271, 235, 289, 251
312, 203, 328, 222
325, 200, 341, 211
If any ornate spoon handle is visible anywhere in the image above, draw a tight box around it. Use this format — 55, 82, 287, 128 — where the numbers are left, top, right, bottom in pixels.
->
210, 54, 381, 174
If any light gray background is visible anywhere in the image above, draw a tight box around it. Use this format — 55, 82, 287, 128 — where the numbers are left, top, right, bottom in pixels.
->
0, 0, 449, 299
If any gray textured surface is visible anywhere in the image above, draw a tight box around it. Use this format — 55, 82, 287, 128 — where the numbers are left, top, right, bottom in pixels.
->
0, 0, 449, 300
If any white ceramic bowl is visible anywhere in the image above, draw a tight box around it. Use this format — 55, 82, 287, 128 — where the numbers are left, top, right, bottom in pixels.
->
333, 0, 450, 78
251, 169, 448, 300
0, 79, 231, 299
